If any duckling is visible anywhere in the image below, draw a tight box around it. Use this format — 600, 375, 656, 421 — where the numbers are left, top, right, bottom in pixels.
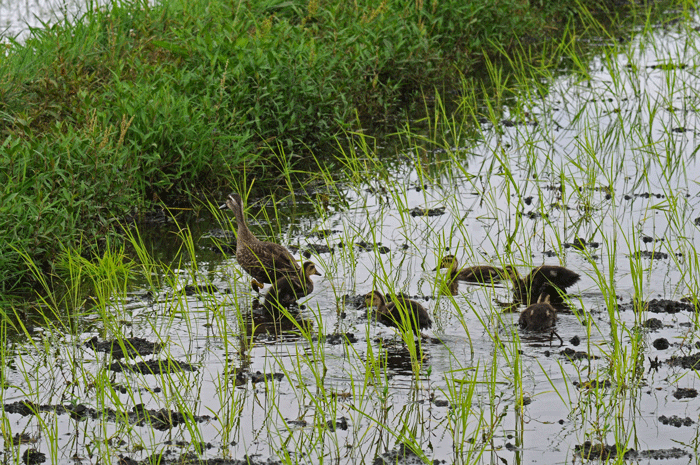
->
505, 264, 580, 304
265, 261, 322, 309
519, 294, 563, 345
364, 290, 432, 335
433, 255, 507, 284
221, 194, 302, 289
519, 294, 557, 330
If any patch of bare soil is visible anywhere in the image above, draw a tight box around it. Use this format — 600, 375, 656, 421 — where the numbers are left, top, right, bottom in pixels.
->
85, 337, 163, 359
3, 400, 214, 430
109, 359, 198, 374
668, 352, 700, 370
575, 441, 691, 460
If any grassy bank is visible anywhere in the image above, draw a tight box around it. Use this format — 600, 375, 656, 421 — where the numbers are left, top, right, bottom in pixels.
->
0, 0, 681, 295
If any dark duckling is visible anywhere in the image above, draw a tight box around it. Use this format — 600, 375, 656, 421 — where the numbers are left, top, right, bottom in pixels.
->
505, 264, 580, 304
265, 261, 322, 309
221, 194, 302, 289
364, 290, 432, 335
433, 255, 507, 283
519, 294, 557, 330
519, 294, 563, 345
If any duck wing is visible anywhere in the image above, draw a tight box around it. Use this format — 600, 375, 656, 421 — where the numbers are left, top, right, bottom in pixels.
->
238, 240, 301, 284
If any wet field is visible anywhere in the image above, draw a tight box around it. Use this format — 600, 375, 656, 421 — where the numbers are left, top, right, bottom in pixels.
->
3, 9, 700, 465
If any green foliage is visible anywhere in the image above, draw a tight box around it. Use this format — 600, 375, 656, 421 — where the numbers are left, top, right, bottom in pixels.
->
0, 0, 661, 293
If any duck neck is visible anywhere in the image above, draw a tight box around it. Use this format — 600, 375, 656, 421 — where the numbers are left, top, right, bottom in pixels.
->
231, 199, 256, 243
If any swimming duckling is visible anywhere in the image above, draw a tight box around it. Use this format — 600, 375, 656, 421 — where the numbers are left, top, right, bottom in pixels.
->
364, 290, 432, 335
221, 194, 302, 290
519, 294, 557, 330
433, 255, 507, 284
505, 264, 580, 304
519, 294, 563, 345
265, 261, 322, 309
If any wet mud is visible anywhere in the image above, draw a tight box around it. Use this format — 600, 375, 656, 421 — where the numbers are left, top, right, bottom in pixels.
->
85, 337, 163, 359
3, 400, 214, 430
575, 441, 692, 461
109, 359, 198, 374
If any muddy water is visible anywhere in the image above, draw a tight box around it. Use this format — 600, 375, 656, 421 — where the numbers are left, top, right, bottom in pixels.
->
4, 13, 700, 465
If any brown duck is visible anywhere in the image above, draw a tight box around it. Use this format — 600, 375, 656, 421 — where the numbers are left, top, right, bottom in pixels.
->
265, 261, 322, 309
505, 264, 580, 304
364, 290, 432, 335
433, 255, 507, 283
221, 194, 302, 289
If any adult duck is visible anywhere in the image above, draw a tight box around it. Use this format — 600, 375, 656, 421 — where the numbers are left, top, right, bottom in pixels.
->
221, 194, 301, 289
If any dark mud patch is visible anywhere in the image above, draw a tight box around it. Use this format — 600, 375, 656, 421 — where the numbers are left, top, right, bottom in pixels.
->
408, 206, 445, 217
573, 379, 612, 390
109, 359, 198, 374
647, 299, 695, 313
338, 240, 390, 254
673, 387, 698, 399
85, 337, 163, 359
131, 404, 208, 430
22, 449, 46, 465
307, 229, 341, 239
322, 332, 359, 345
620, 298, 697, 314
374, 442, 431, 465
118, 454, 283, 465
653, 338, 670, 350
522, 210, 548, 220
668, 352, 700, 370
7, 433, 35, 445
3, 400, 213, 430
301, 243, 334, 256
575, 441, 691, 460
342, 293, 367, 309
232, 370, 284, 386
659, 415, 695, 427
184, 284, 219, 296
563, 237, 600, 250
326, 416, 349, 431
643, 318, 663, 330
632, 250, 670, 260
288, 243, 335, 256
561, 348, 599, 361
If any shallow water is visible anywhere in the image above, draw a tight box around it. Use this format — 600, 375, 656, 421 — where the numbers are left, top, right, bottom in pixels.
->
3, 11, 700, 465
0, 0, 97, 41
